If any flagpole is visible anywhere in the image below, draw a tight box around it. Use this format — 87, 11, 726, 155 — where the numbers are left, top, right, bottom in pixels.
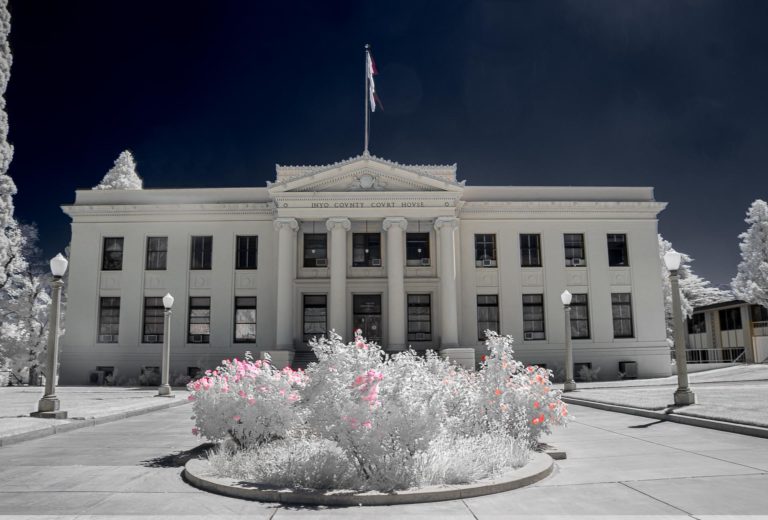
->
364, 43, 370, 155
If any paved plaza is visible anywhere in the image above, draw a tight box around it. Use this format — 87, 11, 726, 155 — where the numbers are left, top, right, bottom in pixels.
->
1, 401, 767, 518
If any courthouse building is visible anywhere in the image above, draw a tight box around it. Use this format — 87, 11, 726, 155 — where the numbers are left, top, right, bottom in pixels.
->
59, 153, 671, 384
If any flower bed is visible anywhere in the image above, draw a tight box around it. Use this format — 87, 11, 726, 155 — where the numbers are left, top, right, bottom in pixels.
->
187, 331, 569, 493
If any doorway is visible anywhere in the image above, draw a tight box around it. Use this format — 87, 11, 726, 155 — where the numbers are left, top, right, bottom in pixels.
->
353, 294, 382, 344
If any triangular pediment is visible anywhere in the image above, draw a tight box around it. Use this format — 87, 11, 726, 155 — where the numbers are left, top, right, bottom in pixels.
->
268, 154, 464, 194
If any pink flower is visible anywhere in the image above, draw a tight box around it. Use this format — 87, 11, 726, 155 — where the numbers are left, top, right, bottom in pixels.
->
192, 427, 199, 435
233, 415, 241, 422
187, 395, 195, 401
533, 401, 540, 408
362, 420, 372, 429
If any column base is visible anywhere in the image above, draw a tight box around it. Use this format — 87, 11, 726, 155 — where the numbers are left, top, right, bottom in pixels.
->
674, 388, 696, 406
261, 350, 295, 369
563, 380, 578, 392
439, 348, 477, 371
156, 385, 174, 397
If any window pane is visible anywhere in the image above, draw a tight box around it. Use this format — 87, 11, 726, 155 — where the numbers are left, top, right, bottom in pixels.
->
520, 234, 542, 267
564, 234, 586, 266
236, 236, 258, 269
191, 236, 213, 270
477, 294, 499, 340
611, 293, 633, 337
608, 234, 629, 267
303, 233, 328, 267
352, 233, 381, 267
522, 294, 545, 339
474, 234, 497, 267
102, 237, 124, 270
188, 297, 211, 342
303, 295, 327, 342
407, 294, 431, 341
406, 233, 430, 266
142, 297, 165, 342
98, 297, 120, 341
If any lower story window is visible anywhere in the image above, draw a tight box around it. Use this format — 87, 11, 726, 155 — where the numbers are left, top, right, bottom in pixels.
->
569, 293, 590, 339
477, 294, 499, 340
234, 296, 256, 343
188, 297, 211, 343
523, 294, 545, 340
303, 295, 327, 342
142, 297, 164, 343
98, 297, 120, 343
407, 294, 432, 342
611, 293, 634, 338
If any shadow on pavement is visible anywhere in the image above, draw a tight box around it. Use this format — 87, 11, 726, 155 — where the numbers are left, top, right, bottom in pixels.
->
142, 442, 215, 467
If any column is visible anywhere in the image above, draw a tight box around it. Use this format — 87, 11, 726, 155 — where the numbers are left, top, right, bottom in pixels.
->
271, 218, 299, 366
383, 217, 407, 350
326, 217, 351, 339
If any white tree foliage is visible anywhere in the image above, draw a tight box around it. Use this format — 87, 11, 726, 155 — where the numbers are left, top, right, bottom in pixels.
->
659, 234, 731, 343
93, 150, 143, 190
732, 199, 768, 308
0, 0, 17, 291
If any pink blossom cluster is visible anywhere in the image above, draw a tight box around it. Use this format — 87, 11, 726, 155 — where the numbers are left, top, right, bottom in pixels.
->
352, 369, 384, 406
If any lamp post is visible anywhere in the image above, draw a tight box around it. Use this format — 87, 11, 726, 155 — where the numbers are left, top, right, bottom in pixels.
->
561, 290, 577, 392
157, 292, 174, 397
664, 251, 696, 406
31, 253, 68, 419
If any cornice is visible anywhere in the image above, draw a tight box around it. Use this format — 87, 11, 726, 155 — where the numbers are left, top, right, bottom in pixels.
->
62, 202, 274, 218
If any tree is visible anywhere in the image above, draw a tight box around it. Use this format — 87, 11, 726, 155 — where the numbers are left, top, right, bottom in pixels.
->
0, 224, 50, 385
0, 0, 17, 291
93, 150, 143, 190
659, 235, 731, 344
732, 199, 768, 308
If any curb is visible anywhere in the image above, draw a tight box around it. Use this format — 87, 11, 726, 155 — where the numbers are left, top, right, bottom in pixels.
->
0, 398, 190, 447
183, 451, 554, 506
562, 396, 768, 439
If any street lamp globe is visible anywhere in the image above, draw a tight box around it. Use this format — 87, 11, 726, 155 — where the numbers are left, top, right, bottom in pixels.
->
162, 292, 175, 310
561, 289, 572, 306
50, 253, 68, 277
664, 250, 682, 271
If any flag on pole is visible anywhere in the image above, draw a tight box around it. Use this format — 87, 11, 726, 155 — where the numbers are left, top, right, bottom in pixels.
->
366, 49, 382, 112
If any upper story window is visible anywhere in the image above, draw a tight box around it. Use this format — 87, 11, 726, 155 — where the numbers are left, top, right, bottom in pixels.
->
190, 236, 212, 270
474, 234, 497, 268
235, 235, 258, 270
719, 308, 742, 331
564, 234, 586, 267
406, 233, 430, 266
520, 234, 542, 267
688, 313, 707, 334
303, 233, 328, 268
353, 233, 381, 267
751, 305, 768, 323
102, 237, 124, 271
146, 237, 167, 270
607, 234, 629, 267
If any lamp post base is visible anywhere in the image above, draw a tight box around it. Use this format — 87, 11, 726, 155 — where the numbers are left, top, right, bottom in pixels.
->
156, 385, 174, 397
563, 380, 577, 392
31, 396, 67, 419
31, 410, 68, 419
674, 388, 696, 406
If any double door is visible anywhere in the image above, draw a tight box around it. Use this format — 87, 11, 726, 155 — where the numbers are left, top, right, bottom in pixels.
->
353, 294, 382, 344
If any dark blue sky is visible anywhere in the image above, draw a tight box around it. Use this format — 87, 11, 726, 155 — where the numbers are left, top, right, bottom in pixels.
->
6, 1, 768, 286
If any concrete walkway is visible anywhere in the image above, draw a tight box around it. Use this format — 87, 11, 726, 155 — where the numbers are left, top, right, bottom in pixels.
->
0, 386, 188, 446
1, 402, 767, 518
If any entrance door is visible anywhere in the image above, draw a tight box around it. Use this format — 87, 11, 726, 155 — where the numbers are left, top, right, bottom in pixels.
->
353, 294, 382, 344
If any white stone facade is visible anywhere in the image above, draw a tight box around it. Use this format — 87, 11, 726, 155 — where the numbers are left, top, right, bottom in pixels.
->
59, 154, 671, 384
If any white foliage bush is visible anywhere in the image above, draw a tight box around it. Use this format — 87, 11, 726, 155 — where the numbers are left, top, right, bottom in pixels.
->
190, 331, 570, 491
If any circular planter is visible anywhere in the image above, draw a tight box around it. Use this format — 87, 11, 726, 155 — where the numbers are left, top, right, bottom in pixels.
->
183, 451, 554, 506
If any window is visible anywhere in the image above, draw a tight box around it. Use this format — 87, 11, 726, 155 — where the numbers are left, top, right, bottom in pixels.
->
406, 233, 430, 266
303, 295, 327, 342
611, 293, 634, 338
142, 297, 165, 343
564, 234, 586, 267
234, 296, 257, 343
522, 294, 545, 340
477, 295, 499, 340
569, 294, 590, 339
303, 233, 328, 267
520, 234, 542, 267
688, 313, 706, 334
236, 235, 258, 270
751, 305, 768, 323
188, 297, 211, 343
719, 308, 742, 331
608, 234, 629, 267
352, 233, 381, 267
98, 297, 120, 342
407, 294, 432, 342
474, 234, 497, 267
145, 237, 167, 270
190, 236, 212, 270
102, 237, 124, 271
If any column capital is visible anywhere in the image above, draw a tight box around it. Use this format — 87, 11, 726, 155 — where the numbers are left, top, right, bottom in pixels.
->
434, 216, 459, 231
274, 217, 299, 232
382, 216, 408, 231
325, 217, 351, 231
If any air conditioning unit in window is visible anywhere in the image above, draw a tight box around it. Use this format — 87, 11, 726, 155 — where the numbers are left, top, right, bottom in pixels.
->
524, 332, 534, 340
190, 335, 204, 343
98, 334, 115, 343
420, 258, 431, 266
315, 258, 327, 267
482, 259, 494, 267
371, 259, 382, 267
144, 334, 159, 343
571, 258, 585, 266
